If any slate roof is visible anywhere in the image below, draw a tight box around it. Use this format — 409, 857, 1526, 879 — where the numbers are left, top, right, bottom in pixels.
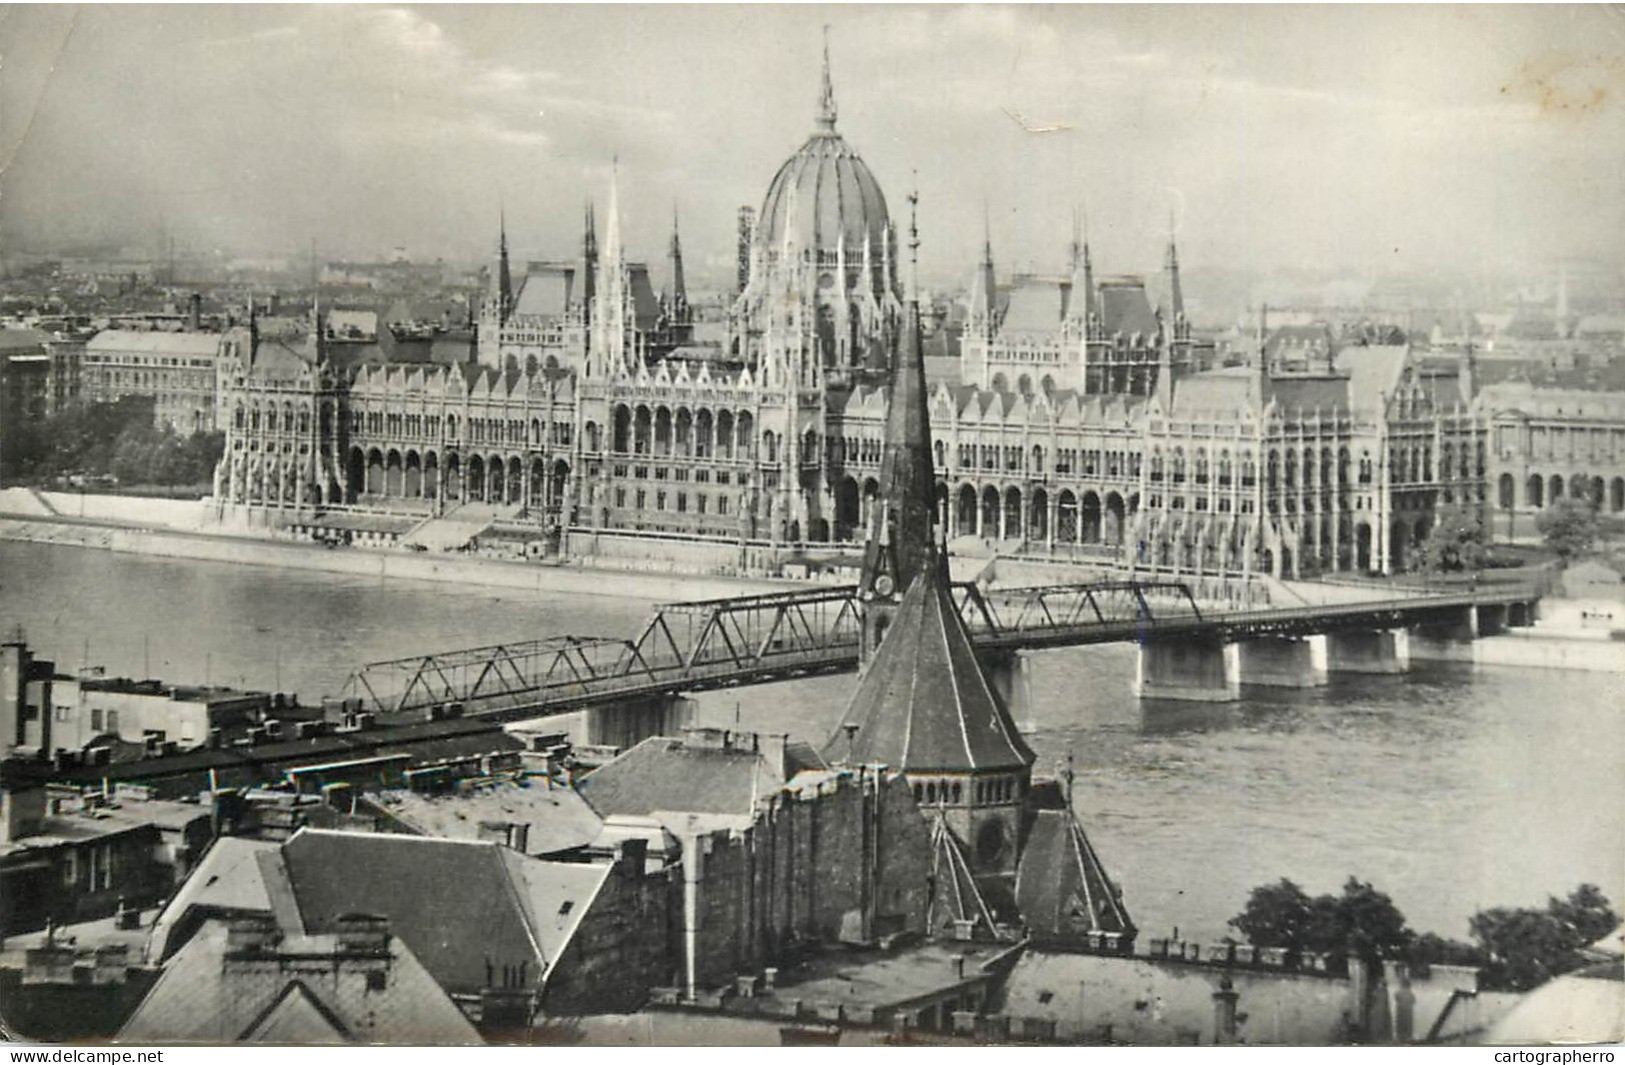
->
1000, 278, 1068, 333
512, 263, 580, 318
278, 829, 609, 995
148, 837, 280, 960
924, 814, 999, 939
1014, 808, 1135, 945
86, 330, 223, 357
1169, 367, 1264, 417
1098, 279, 1157, 338
822, 562, 1035, 773
376, 775, 603, 856
117, 921, 480, 1044
1333, 343, 1410, 412
578, 737, 797, 819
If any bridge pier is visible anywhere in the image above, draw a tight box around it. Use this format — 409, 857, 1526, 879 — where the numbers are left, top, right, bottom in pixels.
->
1324, 630, 1410, 675
980, 649, 1037, 725
1406, 607, 1479, 664
1235, 635, 1328, 689
585, 694, 697, 751
1133, 638, 1240, 702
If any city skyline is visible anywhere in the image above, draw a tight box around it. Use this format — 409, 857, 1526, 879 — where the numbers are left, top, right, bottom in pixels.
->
3, 5, 1623, 289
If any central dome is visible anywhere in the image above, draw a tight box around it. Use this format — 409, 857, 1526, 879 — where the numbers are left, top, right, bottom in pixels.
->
756, 44, 890, 260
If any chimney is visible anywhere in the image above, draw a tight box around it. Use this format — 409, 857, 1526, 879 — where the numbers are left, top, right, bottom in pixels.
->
616, 836, 648, 877
225, 915, 282, 955
334, 913, 391, 955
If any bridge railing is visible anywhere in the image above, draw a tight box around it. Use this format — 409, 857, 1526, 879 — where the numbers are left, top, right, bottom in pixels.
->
337, 579, 1542, 718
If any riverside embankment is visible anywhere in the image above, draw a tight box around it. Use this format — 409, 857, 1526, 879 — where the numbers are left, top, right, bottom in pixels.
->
0, 487, 796, 602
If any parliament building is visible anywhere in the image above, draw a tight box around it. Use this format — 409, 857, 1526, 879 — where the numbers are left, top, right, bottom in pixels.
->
212, 47, 1488, 579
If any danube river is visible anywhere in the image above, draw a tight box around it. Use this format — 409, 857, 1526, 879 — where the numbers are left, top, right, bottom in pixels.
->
2, 539, 1620, 944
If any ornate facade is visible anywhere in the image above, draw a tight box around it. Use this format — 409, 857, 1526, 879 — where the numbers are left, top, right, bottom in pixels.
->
211, 46, 1492, 578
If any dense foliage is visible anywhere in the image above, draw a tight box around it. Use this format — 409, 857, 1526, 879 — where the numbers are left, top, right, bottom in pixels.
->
1232, 879, 1618, 992
1536, 498, 1600, 561
1228, 877, 1413, 963
1469, 884, 1619, 992
0, 396, 222, 489
1413, 503, 1489, 574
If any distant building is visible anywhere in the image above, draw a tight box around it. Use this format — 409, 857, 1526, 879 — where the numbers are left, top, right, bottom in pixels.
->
81, 329, 225, 433
0, 329, 54, 425
0, 776, 211, 935
203, 45, 1507, 578
1482, 382, 1625, 532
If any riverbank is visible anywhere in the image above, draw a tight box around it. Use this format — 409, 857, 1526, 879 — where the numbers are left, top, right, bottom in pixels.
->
0, 512, 800, 603
1473, 627, 1625, 673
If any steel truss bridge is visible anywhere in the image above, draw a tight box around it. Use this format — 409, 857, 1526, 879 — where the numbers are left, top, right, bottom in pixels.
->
337, 579, 1539, 725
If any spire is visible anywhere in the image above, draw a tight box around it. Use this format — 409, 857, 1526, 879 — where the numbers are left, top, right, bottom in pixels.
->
827, 562, 1036, 774
1067, 205, 1095, 328
496, 210, 513, 322
970, 202, 996, 328
583, 199, 598, 264
859, 186, 941, 638
815, 26, 838, 132
581, 200, 597, 315
1163, 215, 1184, 327
668, 202, 687, 314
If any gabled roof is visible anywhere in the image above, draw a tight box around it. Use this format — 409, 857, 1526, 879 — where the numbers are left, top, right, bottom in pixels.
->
1014, 808, 1135, 944
237, 981, 351, 1044
822, 562, 1035, 773
278, 828, 610, 995
118, 920, 481, 1044
148, 836, 280, 961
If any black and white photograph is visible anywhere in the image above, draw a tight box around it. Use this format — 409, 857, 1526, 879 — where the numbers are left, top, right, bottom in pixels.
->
0, 3, 1622, 1048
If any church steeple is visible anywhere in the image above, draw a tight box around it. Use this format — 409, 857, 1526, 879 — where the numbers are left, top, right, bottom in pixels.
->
858, 187, 941, 658
815, 26, 838, 133
1067, 207, 1095, 333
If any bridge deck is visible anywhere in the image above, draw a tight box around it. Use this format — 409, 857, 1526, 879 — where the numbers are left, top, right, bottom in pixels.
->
338, 580, 1537, 724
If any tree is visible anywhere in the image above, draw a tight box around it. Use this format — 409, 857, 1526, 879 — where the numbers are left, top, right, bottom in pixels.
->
1469, 884, 1619, 991
1230, 878, 1317, 950
1414, 503, 1488, 574
1537, 498, 1599, 561
1230, 877, 1413, 963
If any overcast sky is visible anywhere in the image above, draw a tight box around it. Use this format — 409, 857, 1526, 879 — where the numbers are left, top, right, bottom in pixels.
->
3, 4, 1623, 288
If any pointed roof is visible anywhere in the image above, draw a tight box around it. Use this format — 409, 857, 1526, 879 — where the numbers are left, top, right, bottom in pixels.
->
824, 562, 1035, 773
859, 202, 939, 598
925, 813, 1000, 939
1015, 808, 1136, 945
